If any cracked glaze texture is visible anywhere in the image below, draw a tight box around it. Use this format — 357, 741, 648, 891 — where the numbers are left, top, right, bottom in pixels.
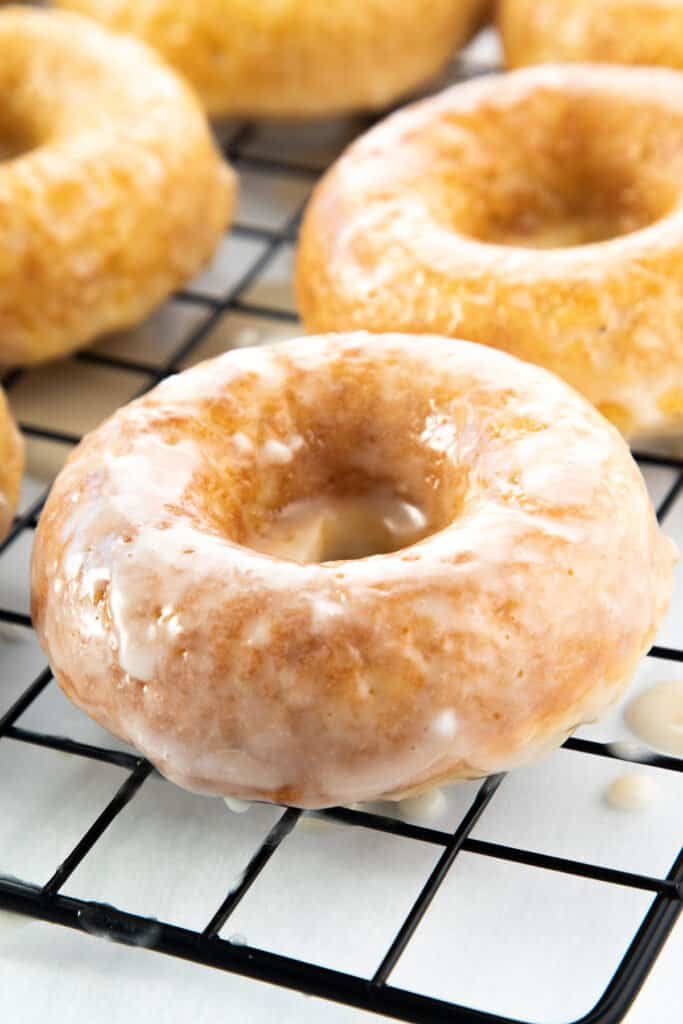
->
56, 0, 491, 118
500, 0, 683, 71
0, 6, 235, 364
32, 334, 675, 808
297, 65, 683, 440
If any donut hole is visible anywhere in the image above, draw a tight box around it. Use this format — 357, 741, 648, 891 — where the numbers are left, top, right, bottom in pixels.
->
440, 91, 678, 249
243, 448, 443, 564
182, 350, 470, 564
248, 484, 433, 563
201, 382, 467, 563
474, 167, 662, 249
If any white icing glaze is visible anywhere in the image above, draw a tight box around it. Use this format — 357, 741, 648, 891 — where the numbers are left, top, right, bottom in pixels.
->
232, 432, 254, 454
224, 796, 251, 814
606, 740, 651, 763
260, 439, 295, 465
299, 812, 336, 830
625, 681, 683, 757
398, 787, 447, 822
156, 344, 286, 402
32, 333, 677, 807
382, 499, 427, 537
605, 773, 659, 812
244, 617, 272, 648
432, 709, 458, 739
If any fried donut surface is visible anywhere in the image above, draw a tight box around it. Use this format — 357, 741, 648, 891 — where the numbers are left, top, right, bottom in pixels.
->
32, 334, 675, 807
0, 7, 235, 364
56, 0, 491, 117
0, 389, 23, 542
297, 66, 683, 440
500, 0, 683, 71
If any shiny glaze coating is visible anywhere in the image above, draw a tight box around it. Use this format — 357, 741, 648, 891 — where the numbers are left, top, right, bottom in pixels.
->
500, 0, 683, 71
56, 0, 491, 118
0, 7, 234, 364
297, 65, 683, 440
32, 334, 675, 807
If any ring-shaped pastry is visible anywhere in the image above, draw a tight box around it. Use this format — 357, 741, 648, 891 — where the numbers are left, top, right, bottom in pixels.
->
297, 65, 683, 440
32, 334, 675, 807
56, 0, 492, 117
0, 7, 235, 364
500, 0, 683, 72
0, 388, 23, 542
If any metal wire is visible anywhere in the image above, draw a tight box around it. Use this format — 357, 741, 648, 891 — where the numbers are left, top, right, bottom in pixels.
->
0, 59, 682, 1024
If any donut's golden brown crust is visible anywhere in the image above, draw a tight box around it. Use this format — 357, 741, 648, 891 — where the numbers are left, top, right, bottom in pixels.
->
0, 7, 235, 365
56, 0, 491, 118
32, 334, 675, 807
0, 389, 23, 541
500, 0, 683, 70
297, 66, 683, 440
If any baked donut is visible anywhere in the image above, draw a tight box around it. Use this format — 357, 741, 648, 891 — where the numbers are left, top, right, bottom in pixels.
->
0, 388, 23, 542
500, 0, 683, 71
0, 6, 234, 365
297, 65, 683, 440
32, 333, 675, 808
55, 0, 492, 118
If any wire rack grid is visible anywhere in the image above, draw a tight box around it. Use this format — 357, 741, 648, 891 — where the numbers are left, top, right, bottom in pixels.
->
0, 38, 682, 1024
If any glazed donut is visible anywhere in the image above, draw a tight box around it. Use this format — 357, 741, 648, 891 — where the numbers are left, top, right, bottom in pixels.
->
297, 66, 683, 440
0, 389, 23, 542
32, 334, 675, 808
55, 0, 492, 118
500, 0, 683, 71
0, 7, 234, 365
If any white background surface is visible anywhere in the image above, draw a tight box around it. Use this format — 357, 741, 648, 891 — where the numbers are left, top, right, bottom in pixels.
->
1, 26, 682, 1024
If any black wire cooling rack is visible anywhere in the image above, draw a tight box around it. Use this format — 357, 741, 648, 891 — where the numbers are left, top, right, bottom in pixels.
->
1, 45, 683, 1024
